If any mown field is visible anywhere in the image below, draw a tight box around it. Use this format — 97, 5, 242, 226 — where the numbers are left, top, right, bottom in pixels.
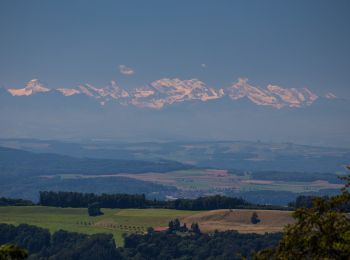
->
0, 206, 196, 245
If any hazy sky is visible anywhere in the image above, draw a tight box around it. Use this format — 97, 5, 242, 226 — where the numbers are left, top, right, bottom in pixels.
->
1, 0, 350, 97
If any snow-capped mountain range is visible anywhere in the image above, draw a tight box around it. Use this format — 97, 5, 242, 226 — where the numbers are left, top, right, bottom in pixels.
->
4, 78, 337, 109
1, 77, 349, 147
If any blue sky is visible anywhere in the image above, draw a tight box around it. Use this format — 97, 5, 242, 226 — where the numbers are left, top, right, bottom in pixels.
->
1, 0, 350, 96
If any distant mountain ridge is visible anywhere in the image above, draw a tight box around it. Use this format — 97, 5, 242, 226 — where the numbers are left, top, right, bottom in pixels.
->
1, 78, 349, 147
3, 78, 338, 109
0, 145, 191, 176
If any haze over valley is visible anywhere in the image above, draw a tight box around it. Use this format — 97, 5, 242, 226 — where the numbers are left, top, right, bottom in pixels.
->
1, 1, 350, 259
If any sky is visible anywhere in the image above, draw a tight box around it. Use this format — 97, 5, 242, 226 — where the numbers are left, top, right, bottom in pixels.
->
1, 0, 350, 97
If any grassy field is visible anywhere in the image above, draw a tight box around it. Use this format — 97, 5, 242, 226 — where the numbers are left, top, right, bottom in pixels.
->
0, 206, 196, 246
0, 206, 295, 245
181, 209, 294, 234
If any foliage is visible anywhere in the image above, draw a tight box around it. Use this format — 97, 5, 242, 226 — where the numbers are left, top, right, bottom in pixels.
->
165, 195, 251, 210
122, 230, 282, 260
0, 244, 28, 260
250, 212, 260, 224
46, 230, 121, 260
0, 224, 50, 254
39, 191, 256, 211
190, 223, 201, 234
0, 224, 120, 260
40, 191, 146, 208
1, 175, 175, 203
288, 195, 317, 209
254, 168, 350, 260
0, 198, 34, 207
0, 223, 283, 260
88, 202, 103, 217
167, 219, 189, 233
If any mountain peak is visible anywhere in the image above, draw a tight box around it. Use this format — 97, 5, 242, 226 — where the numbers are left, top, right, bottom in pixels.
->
130, 78, 224, 109
227, 78, 318, 108
7, 79, 50, 96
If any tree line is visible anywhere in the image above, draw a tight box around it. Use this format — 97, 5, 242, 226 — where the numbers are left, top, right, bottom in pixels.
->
2, 191, 307, 211
0, 197, 34, 206
39, 191, 146, 208
39, 191, 271, 210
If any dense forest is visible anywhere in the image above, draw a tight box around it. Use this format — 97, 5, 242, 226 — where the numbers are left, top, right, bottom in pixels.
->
122, 231, 282, 260
39, 191, 285, 210
0, 223, 282, 260
39, 191, 147, 208
0, 224, 120, 260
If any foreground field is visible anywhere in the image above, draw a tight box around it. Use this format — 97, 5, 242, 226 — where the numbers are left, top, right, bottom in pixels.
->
0, 206, 294, 245
181, 209, 294, 234
0, 206, 196, 245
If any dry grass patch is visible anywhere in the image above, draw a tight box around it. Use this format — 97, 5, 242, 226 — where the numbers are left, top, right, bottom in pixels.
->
181, 209, 294, 233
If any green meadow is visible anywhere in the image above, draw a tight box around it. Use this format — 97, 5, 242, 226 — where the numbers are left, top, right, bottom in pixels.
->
0, 206, 197, 246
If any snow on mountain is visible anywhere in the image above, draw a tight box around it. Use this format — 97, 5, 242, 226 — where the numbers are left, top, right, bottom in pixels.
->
131, 78, 224, 109
56, 81, 129, 103
228, 78, 281, 108
57, 88, 81, 96
81, 81, 129, 99
7, 79, 50, 96
227, 78, 319, 108
5, 78, 335, 109
151, 78, 223, 102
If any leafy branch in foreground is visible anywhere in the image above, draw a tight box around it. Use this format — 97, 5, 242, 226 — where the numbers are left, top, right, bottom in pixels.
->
0, 244, 28, 260
254, 166, 350, 260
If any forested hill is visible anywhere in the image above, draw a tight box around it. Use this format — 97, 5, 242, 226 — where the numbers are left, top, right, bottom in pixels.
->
0, 146, 191, 176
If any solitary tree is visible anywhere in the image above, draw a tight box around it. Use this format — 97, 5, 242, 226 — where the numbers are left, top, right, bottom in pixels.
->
88, 202, 103, 217
251, 212, 260, 224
